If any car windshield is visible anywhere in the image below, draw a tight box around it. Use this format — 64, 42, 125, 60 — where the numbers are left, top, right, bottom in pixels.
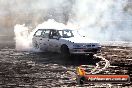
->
58, 30, 74, 38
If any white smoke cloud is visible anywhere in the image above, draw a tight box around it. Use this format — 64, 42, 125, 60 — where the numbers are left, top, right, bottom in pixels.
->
13, 0, 132, 51
70, 0, 132, 41
14, 24, 32, 51
0, 0, 74, 34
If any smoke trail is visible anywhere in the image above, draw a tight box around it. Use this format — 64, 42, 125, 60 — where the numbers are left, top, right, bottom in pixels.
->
14, 24, 32, 51
0, 0, 74, 36
70, 0, 132, 41
13, 0, 132, 51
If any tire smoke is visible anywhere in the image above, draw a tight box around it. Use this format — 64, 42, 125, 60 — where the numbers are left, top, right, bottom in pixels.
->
13, 0, 132, 51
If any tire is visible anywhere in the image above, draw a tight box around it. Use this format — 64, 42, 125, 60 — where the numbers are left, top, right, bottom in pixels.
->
60, 45, 70, 59
77, 76, 86, 85
33, 42, 40, 50
88, 53, 94, 58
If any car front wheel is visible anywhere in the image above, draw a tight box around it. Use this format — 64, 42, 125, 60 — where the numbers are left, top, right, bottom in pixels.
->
60, 45, 70, 59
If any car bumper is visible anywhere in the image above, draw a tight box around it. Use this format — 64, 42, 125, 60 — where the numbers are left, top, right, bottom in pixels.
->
69, 47, 101, 54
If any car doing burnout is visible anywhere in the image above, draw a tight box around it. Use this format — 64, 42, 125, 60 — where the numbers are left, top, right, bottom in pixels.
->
32, 29, 101, 57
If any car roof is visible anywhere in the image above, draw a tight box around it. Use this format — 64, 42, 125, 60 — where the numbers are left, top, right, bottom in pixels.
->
38, 29, 73, 31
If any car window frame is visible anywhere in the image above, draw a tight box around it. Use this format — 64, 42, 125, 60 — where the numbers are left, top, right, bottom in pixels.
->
41, 29, 50, 38
58, 30, 74, 38
34, 29, 43, 37
49, 29, 60, 39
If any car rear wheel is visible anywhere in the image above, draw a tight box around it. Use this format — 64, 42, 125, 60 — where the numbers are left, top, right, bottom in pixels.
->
60, 45, 70, 59
33, 42, 40, 50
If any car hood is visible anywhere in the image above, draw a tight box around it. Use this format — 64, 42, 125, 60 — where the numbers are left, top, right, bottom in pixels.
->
61, 37, 99, 44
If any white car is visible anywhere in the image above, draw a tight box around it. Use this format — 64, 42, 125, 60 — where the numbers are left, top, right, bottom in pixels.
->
32, 29, 101, 57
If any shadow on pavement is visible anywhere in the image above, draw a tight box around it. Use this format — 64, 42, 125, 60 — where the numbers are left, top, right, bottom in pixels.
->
31, 52, 101, 66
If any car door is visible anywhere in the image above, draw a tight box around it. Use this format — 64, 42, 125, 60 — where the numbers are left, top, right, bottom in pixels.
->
48, 30, 60, 52
33, 29, 43, 49
40, 29, 50, 51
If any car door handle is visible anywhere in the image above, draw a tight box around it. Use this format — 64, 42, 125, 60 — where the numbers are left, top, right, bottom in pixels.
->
40, 39, 42, 40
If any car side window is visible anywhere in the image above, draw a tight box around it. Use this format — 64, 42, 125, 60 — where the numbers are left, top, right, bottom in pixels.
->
49, 30, 60, 39
34, 29, 43, 37
41, 30, 50, 38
